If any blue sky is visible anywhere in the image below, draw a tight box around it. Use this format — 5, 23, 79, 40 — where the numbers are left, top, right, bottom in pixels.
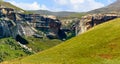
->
4, 0, 116, 12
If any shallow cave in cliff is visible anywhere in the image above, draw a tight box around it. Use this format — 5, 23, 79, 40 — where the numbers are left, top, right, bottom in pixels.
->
58, 29, 67, 40
15, 35, 29, 45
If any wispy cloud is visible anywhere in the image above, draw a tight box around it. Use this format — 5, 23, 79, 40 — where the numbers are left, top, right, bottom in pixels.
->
8, 1, 49, 10
107, 0, 114, 3
54, 0, 104, 12
6, 0, 105, 12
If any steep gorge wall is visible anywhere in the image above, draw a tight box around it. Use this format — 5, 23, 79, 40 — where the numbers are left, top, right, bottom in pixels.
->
0, 20, 11, 37
76, 14, 118, 35
0, 19, 35, 38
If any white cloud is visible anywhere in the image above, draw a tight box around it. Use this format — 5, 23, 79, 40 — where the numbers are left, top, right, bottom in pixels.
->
54, 0, 105, 12
6, 0, 105, 12
107, 0, 113, 3
54, 0, 68, 5
70, 0, 85, 4
8, 1, 49, 10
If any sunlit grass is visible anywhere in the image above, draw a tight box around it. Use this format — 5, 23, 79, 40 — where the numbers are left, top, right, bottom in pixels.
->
2, 18, 120, 64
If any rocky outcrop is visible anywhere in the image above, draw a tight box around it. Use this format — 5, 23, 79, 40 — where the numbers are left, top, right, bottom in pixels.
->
21, 13, 66, 39
0, 19, 35, 38
0, 19, 11, 37
0, 7, 66, 40
0, 7, 35, 38
72, 13, 118, 35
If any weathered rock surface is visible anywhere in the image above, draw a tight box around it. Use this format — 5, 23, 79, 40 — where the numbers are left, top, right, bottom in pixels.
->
0, 7, 66, 40
72, 13, 118, 35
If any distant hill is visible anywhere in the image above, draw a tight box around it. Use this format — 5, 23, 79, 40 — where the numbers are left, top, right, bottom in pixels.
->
3, 18, 120, 64
88, 0, 120, 13
0, 1, 80, 17
29, 10, 78, 17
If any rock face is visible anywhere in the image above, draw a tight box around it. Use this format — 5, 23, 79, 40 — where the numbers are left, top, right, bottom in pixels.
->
0, 20, 33, 38
20, 13, 66, 39
0, 19, 11, 37
72, 13, 118, 35
0, 7, 35, 38
0, 7, 66, 40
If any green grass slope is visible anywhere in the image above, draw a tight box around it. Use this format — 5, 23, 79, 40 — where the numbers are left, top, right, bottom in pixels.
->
25, 37, 62, 52
0, 2, 23, 11
0, 38, 32, 62
3, 18, 120, 64
0, 37, 62, 63
0, 1, 32, 14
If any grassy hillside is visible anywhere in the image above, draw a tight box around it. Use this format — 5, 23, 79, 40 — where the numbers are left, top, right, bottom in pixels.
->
0, 2, 23, 11
0, 38, 32, 62
0, 1, 32, 14
3, 18, 120, 64
25, 37, 62, 52
0, 37, 62, 63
